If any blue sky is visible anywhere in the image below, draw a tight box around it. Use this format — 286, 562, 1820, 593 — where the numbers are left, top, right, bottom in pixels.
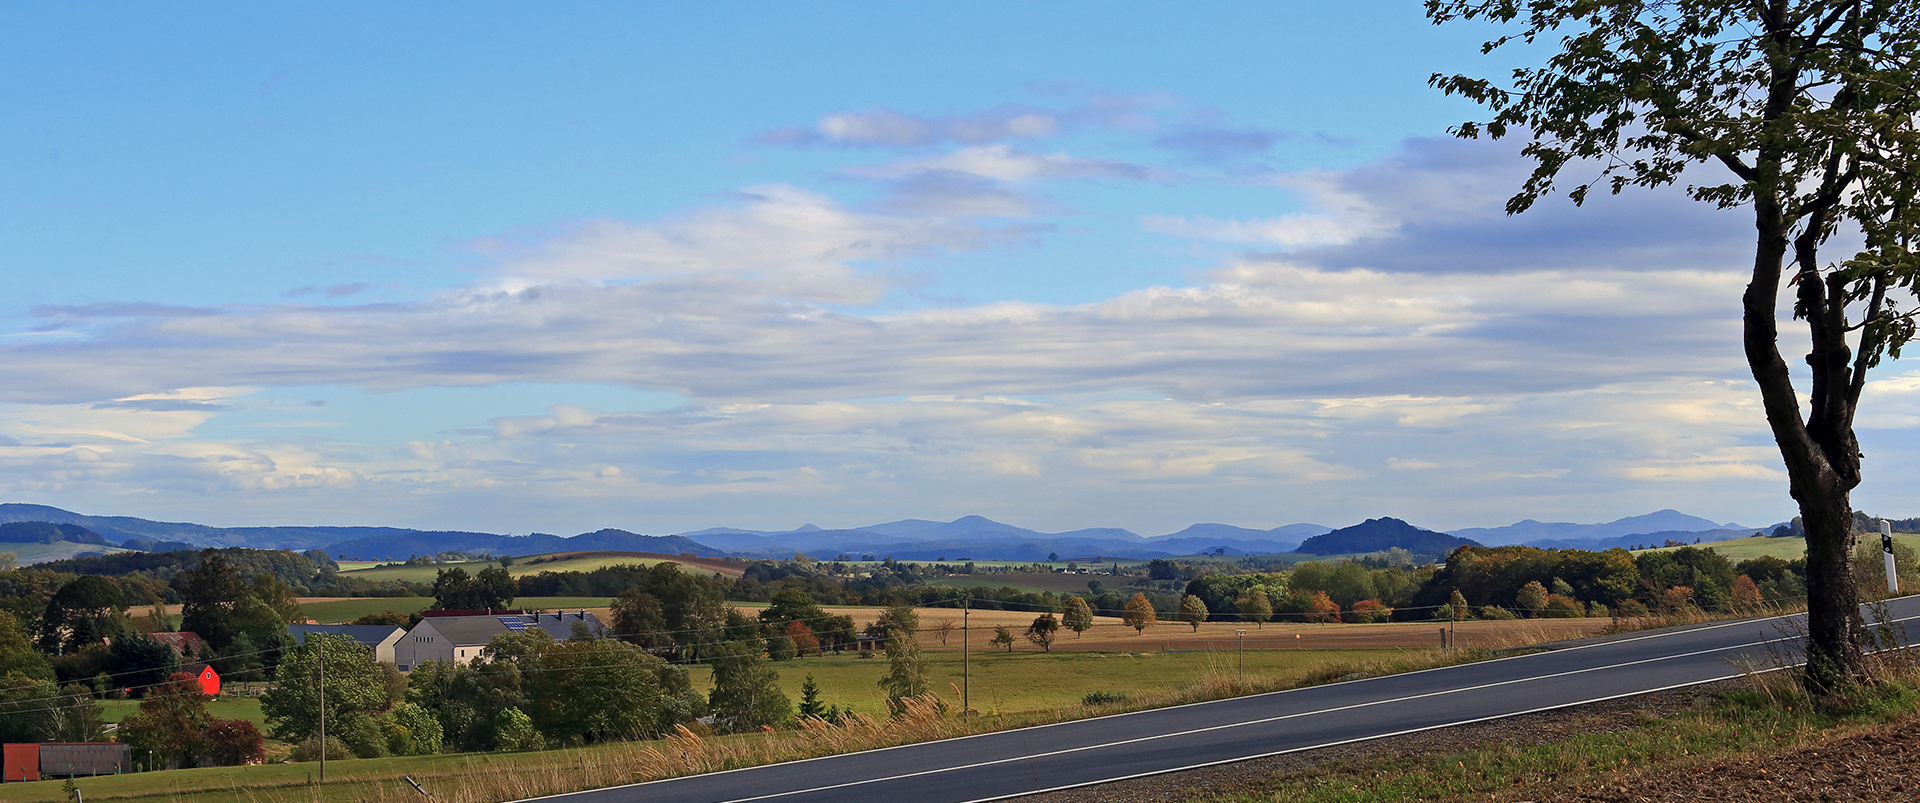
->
4, 4, 1913, 537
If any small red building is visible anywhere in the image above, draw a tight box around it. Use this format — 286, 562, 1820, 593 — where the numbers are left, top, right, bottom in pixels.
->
186, 664, 220, 696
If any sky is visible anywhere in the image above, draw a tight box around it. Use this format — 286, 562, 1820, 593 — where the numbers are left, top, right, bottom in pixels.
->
4, 3, 1915, 538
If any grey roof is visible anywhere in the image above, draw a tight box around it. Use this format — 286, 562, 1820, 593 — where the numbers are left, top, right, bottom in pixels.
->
418, 612, 607, 647
288, 624, 405, 647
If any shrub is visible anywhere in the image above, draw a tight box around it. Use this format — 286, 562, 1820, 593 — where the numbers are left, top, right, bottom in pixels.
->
289, 736, 352, 762
1543, 594, 1585, 619
1347, 599, 1393, 624
1478, 605, 1517, 620
1081, 691, 1127, 706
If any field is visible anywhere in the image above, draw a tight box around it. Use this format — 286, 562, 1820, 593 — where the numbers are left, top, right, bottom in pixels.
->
924, 570, 1120, 595
338, 551, 744, 584
680, 647, 1390, 717
98, 695, 265, 727
1, 540, 137, 564
1649, 531, 1920, 563
294, 596, 621, 623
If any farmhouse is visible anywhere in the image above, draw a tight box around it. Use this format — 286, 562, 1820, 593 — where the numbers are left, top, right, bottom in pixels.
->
394, 610, 607, 670
287, 624, 407, 665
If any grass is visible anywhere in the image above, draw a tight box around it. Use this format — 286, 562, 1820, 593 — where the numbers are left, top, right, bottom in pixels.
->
924, 571, 1122, 596
1, 540, 138, 563
297, 596, 620, 623
678, 647, 1391, 717
97, 696, 265, 727
339, 553, 737, 584
1645, 531, 1920, 563
1187, 621, 1920, 803
10, 645, 1474, 803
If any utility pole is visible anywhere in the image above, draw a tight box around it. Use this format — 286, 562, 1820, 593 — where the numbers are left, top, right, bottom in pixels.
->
961, 597, 970, 716
318, 642, 326, 783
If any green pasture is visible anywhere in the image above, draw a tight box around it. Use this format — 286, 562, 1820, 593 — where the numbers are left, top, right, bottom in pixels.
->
298, 596, 618, 624
97, 696, 265, 727
926, 571, 1120, 596
1, 540, 137, 564
340, 553, 698, 584
681, 647, 1388, 718
1645, 531, 1920, 563
10, 647, 1393, 803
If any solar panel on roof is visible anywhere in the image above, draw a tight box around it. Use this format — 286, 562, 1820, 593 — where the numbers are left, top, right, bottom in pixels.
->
500, 617, 527, 632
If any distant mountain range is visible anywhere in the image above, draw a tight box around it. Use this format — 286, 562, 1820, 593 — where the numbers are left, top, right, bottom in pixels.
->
1445, 509, 1750, 546
1, 501, 1779, 566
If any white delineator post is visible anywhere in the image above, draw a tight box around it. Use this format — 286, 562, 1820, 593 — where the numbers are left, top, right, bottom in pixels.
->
1883, 520, 1900, 595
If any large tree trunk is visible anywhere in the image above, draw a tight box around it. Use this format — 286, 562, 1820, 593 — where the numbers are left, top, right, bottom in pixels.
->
1743, 194, 1866, 693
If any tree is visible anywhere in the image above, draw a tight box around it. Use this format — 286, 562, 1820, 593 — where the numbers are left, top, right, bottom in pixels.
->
41, 575, 128, 655
430, 566, 516, 611
1235, 588, 1273, 629
261, 634, 386, 743
1061, 597, 1095, 638
1515, 581, 1549, 618
1428, 0, 1920, 691
105, 632, 179, 692
1303, 590, 1341, 624
1123, 593, 1158, 635
990, 625, 1016, 652
529, 637, 664, 744
1025, 614, 1060, 652
707, 609, 791, 731
177, 549, 249, 651
610, 589, 674, 654
875, 607, 933, 716
932, 618, 959, 645
118, 673, 214, 768
1178, 595, 1209, 632
798, 674, 827, 720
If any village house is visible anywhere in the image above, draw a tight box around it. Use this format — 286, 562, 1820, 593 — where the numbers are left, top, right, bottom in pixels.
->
286, 624, 408, 665
393, 609, 607, 670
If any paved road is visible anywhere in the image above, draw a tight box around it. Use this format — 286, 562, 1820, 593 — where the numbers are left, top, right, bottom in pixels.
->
528, 596, 1920, 803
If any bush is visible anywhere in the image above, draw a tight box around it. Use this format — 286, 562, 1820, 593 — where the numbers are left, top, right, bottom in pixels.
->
1543, 594, 1585, 619
1587, 601, 1610, 619
1081, 691, 1127, 705
1347, 599, 1393, 624
494, 707, 545, 752
289, 736, 352, 762
1478, 605, 1517, 620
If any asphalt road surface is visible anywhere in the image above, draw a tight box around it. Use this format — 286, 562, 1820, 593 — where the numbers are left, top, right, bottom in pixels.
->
527, 596, 1920, 803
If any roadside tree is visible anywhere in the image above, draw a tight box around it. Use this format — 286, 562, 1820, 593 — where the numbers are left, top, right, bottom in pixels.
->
1428, 0, 1920, 691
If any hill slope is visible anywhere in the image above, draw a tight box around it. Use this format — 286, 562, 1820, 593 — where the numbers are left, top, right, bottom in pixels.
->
1294, 517, 1479, 556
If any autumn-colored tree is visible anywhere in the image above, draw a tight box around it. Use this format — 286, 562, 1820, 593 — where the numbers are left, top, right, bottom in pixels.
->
1348, 599, 1393, 624
1122, 593, 1158, 635
785, 620, 820, 656
1732, 575, 1766, 613
1303, 591, 1340, 624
